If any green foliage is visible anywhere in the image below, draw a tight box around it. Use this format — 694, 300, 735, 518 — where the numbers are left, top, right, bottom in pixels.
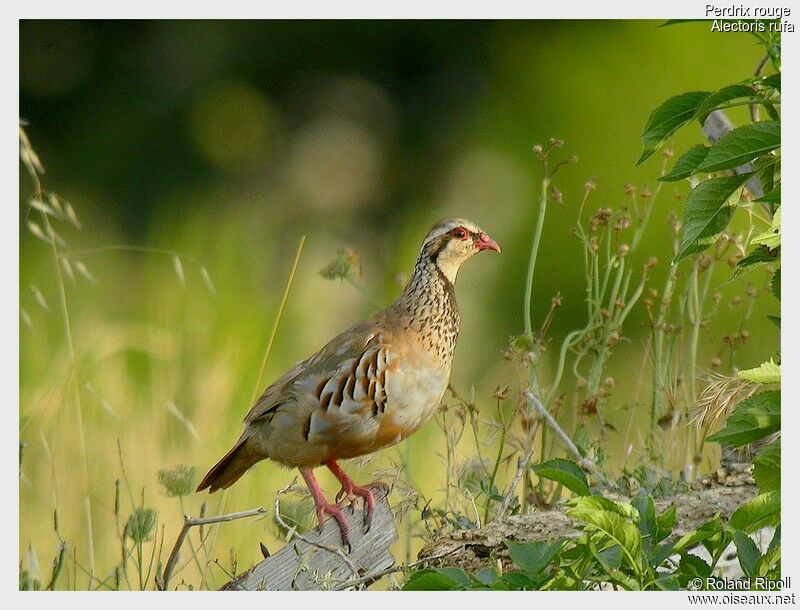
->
637, 91, 710, 164
753, 440, 780, 492
729, 490, 780, 533
157, 465, 197, 498
695, 121, 780, 173
659, 144, 710, 182
531, 458, 591, 496
706, 391, 780, 448
675, 174, 748, 260
738, 358, 780, 384
125, 508, 157, 544
404, 467, 773, 591
506, 540, 563, 578
638, 44, 780, 262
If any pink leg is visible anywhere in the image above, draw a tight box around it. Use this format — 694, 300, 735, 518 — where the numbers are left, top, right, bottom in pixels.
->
325, 459, 377, 532
299, 467, 351, 551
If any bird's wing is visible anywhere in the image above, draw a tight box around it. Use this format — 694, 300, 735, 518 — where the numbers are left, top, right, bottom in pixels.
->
242, 319, 388, 425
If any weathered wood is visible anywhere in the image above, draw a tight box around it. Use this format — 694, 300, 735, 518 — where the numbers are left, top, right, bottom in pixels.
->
221, 484, 397, 590
419, 474, 758, 574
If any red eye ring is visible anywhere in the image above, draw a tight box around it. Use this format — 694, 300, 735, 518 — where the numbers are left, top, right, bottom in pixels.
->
450, 227, 468, 240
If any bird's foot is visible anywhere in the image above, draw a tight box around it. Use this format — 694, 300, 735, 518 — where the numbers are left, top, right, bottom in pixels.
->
334, 482, 377, 532
315, 502, 352, 552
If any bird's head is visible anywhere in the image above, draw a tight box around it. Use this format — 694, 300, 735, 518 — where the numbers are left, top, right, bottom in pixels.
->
419, 218, 500, 284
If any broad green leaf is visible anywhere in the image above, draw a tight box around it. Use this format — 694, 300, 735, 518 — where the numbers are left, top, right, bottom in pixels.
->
659, 144, 710, 182
474, 566, 498, 586
497, 572, 537, 590
734, 246, 777, 275
696, 122, 780, 173
753, 441, 781, 493
677, 553, 712, 586
730, 491, 780, 533
402, 568, 459, 590
751, 206, 781, 250
738, 358, 780, 384
761, 73, 781, 91
676, 174, 749, 261
505, 539, 563, 577
731, 530, 761, 577
706, 391, 780, 448
434, 567, 472, 588
757, 542, 781, 579
568, 495, 638, 520
567, 504, 642, 573
653, 540, 676, 567
539, 572, 580, 591
696, 84, 759, 124
632, 496, 657, 558
656, 504, 677, 543
767, 315, 781, 329
532, 458, 591, 496
771, 267, 780, 300
673, 516, 723, 553
653, 575, 681, 590
597, 544, 623, 570
638, 91, 710, 164
756, 526, 781, 578
756, 185, 781, 204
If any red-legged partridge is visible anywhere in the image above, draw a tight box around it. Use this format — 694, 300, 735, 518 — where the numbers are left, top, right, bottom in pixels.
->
197, 218, 500, 548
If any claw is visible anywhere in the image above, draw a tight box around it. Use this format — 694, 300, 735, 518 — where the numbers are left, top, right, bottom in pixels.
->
325, 459, 378, 533
316, 502, 352, 551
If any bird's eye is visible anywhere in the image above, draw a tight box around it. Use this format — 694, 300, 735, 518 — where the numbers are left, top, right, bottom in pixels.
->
451, 227, 468, 240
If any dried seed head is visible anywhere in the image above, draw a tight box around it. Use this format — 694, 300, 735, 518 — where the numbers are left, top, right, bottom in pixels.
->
584, 178, 597, 192
604, 376, 616, 388
600, 309, 611, 319
617, 244, 630, 257
549, 137, 564, 148
614, 215, 631, 231
493, 386, 510, 401
740, 329, 750, 341
568, 154, 578, 164
730, 295, 742, 306
624, 184, 636, 197
589, 237, 599, 253
641, 187, 652, 200
532, 144, 544, 155
713, 292, 722, 305
551, 187, 563, 204
710, 356, 722, 368
647, 257, 658, 269
615, 299, 625, 310
320, 248, 362, 280
746, 284, 757, 298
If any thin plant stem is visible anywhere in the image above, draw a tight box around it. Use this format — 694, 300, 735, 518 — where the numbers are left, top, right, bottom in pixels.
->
23, 128, 96, 587
484, 399, 507, 523
251, 234, 307, 403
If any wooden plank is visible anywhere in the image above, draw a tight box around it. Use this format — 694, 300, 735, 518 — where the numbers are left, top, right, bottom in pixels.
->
221, 484, 397, 590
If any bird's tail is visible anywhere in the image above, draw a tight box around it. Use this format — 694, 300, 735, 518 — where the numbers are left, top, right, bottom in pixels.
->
196, 436, 262, 493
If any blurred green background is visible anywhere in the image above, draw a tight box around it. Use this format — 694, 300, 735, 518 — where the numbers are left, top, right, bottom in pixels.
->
20, 20, 777, 589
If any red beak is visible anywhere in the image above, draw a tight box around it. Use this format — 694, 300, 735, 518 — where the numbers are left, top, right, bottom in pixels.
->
475, 232, 501, 253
